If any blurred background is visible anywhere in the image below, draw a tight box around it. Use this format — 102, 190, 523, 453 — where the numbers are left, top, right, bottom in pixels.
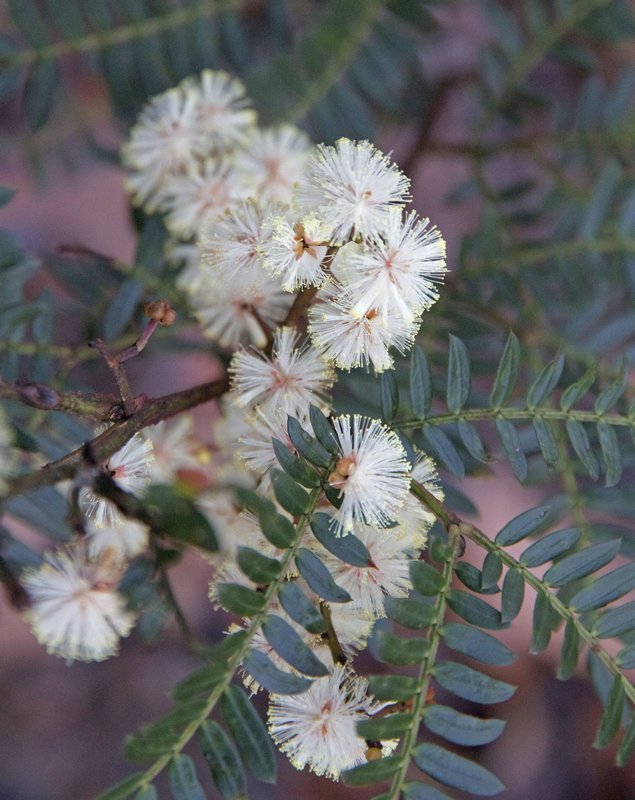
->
1, 1, 635, 798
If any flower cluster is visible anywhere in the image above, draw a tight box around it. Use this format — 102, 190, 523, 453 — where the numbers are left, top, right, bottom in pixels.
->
118, 68, 449, 781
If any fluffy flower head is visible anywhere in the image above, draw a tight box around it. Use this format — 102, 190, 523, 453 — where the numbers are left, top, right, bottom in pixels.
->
328, 415, 411, 534
296, 139, 410, 243
22, 546, 135, 662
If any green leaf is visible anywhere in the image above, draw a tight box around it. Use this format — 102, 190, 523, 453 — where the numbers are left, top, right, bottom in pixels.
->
242, 650, 312, 695
422, 423, 465, 478
287, 417, 332, 467
310, 512, 371, 566
617, 645, 635, 669
278, 581, 326, 634
543, 539, 620, 587
375, 628, 429, 665
356, 711, 413, 740
220, 685, 277, 783
413, 743, 504, 796
455, 562, 498, 596
423, 704, 505, 746
125, 699, 208, 761
23, 58, 58, 131
481, 552, 503, 590
272, 438, 321, 487
342, 756, 401, 786
595, 361, 628, 413
0, 186, 16, 208
197, 721, 246, 800
566, 419, 600, 479
217, 584, 266, 616
384, 596, 436, 630
442, 623, 516, 666
533, 416, 559, 466
258, 507, 296, 549
616, 713, 635, 766
527, 353, 565, 408
501, 568, 525, 623
402, 782, 454, 800
495, 505, 551, 546
261, 614, 329, 677
597, 420, 622, 487
270, 469, 311, 516
593, 601, 635, 638
295, 547, 351, 602
94, 773, 147, 800
457, 418, 487, 462
380, 370, 399, 421
236, 489, 275, 519
134, 787, 157, 800
170, 663, 225, 703
434, 661, 516, 704
530, 590, 557, 654
490, 331, 520, 408
447, 334, 471, 413
447, 591, 505, 630
102, 277, 144, 341
520, 528, 581, 567
410, 561, 444, 595
168, 755, 206, 800
570, 562, 635, 612
367, 674, 418, 702
557, 619, 581, 681
593, 676, 625, 749
560, 363, 597, 411
236, 547, 281, 585
410, 345, 433, 418
309, 405, 339, 453
495, 417, 527, 481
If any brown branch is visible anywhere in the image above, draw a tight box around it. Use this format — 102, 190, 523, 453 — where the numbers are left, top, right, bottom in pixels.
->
0, 378, 120, 419
4, 374, 230, 499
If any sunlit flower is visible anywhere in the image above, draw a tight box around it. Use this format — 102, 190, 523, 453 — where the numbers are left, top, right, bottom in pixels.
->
82, 431, 154, 528
268, 665, 378, 779
296, 139, 410, 244
229, 327, 333, 418
22, 545, 135, 662
259, 213, 331, 291
234, 124, 311, 204
328, 416, 411, 534
336, 208, 447, 322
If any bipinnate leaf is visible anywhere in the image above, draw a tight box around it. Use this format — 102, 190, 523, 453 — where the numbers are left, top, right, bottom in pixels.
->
261, 614, 329, 677
410, 345, 432, 418
433, 661, 516, 704
278, 581, 326, 634
442, 623, 516, 666
270, 469, 311, 516
242, 650, 312, 695
412, 743, 504, 796
310, 512, 371, 566
490, 331, 520, 408
220, 685, 277, 783
423, 704, 505, 746
168, 754, 206, 800
495, 505, 551, 546
197, 721, 246, 800
520, 528, 581, 567
447, 334, 471, 413
295, 547, 351, 602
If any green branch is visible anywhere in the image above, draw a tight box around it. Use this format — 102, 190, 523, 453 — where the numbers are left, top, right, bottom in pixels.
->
410, 481, 635, 708
129, 480, 326, 793
4, 0, 244, 70
387, 521, 462, 800
400, 405, 635, 430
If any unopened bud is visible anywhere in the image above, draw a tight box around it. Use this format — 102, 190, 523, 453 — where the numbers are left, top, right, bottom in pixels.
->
144, 299, 176, 326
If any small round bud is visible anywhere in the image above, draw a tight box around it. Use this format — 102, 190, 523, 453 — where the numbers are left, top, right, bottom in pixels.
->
144, 299, 177, 325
